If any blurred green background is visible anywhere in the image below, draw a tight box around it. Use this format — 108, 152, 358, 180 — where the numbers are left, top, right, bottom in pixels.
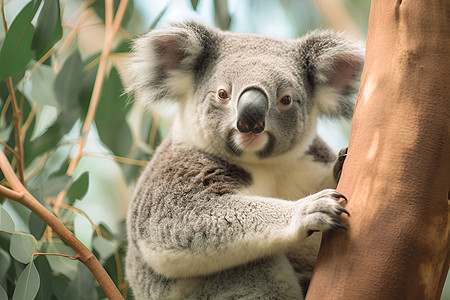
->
0, 0, 447, 299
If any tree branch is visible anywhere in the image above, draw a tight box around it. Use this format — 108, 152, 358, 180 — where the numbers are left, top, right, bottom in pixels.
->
5, 78, 25, 184
0, 149, 124, 299
307, 1, 450, 299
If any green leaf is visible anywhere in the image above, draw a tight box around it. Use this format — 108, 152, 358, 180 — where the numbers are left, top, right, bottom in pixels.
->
42, 173, 71, 198
120, 145, 150, 186
150, 2, 170, 29
113, 39, 132, 53
0, 286, 7, 300
32, 0, 62, 60
34, 255, 52, 300
67, 172, 89, 203
92, 0, 135, 28
0, 248, 11, 281
54, 51, 83, 133
28, 212, 46, 240
12, 262, 40, 300
10, 233, 38, 264
214, 0, 231, 30
95, 67, 132, 157
64, 263, 98, 300
52, 274, 70, 300
22, 65, 59, 107
24, 123, 63, 165
191, 0, 200, 10
92, 236, 115, 262
0, 205, 15, 233
0, 2, 35, 80
43, 241, 77, 280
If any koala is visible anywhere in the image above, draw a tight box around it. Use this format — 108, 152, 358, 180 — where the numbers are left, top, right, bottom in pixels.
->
125, 22, 364, 300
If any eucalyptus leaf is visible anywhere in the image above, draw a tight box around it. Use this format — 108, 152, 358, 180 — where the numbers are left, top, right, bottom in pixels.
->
91, 0, 134, 28
12, 262, 40, 300
10, 233, 38, 264
191, 0, 200, 10
150, 2, 171, 29
34, 255, 52, 300
29, 212, 46, 240
214, 0, 231, 30
0, 286, 7, 300
43, 241, 77, 280
64, 263, 98, 300
67, 172, 89, 203
22, 65, 59, 107
95, 67, 132, 157
0, 124, 13, 142
24, 123, 63, 165
0, 2, 35, 80
0, 205, 15, 233
32, 0, 62, 60
52, 274, 70, 300
0, 248, 11, 281
92, 236, 115, 262
42, 173, 71, 198
54, 51, 83, 133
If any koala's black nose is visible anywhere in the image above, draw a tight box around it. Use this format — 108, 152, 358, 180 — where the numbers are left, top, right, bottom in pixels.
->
237, 89, 268, 134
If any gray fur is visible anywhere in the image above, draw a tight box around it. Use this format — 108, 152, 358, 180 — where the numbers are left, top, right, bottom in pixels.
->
126, 22, 364, 299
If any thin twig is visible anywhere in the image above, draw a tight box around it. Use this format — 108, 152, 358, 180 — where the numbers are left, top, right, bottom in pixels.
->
83, 152, 148, 166
113, 249, 126, 294
0, 95, 10, 122
59, 10, 94, 55
24, 152, 50, 182
62, 21, 104, 31
0, 141, 15, 155
67, 0, 130, 176
57, 203, 102, 237
0, 184, 24, 201
149, 112, 161, 149
53, 190, 67, 218
34, 252, 79, 260
21, 103, 39, 141
5, 78, 25, 184
66, 0, 95, 25
1, 0, 8, 32
118, 27, 133, 40
105, 0, 113, 33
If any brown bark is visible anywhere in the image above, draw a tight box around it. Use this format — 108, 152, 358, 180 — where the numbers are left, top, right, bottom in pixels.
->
307, 1, 450, 299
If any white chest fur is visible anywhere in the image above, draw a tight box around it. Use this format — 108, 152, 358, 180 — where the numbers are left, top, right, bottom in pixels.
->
238, 155, 336, 201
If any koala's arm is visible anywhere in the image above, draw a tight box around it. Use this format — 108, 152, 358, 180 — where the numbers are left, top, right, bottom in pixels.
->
128, 140, 346, 278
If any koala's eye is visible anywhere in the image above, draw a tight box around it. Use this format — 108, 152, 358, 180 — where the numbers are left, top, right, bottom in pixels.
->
217, 89, 230, 100
280, 95, 292, 106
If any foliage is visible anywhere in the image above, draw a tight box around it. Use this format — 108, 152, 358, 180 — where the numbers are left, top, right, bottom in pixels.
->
0, 0, 160, 298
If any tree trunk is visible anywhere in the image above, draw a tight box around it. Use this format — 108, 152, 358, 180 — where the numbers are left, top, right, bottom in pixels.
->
306, 1, 450, 299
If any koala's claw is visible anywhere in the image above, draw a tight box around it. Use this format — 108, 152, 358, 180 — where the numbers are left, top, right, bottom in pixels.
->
331, 191, 347, 202
295, 189, 349, 238
332, 222, 347, 231
337, 206, 350, 216
333, 147, 348, 183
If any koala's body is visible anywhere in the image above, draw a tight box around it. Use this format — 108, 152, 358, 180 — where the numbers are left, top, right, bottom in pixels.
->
126, 22, 363, 300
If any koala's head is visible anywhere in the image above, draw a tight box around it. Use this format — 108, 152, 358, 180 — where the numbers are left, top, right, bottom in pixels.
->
127, 22, 364, 163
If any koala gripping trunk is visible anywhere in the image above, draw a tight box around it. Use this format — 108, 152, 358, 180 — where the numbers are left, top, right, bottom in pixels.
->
307, 1, 450, 300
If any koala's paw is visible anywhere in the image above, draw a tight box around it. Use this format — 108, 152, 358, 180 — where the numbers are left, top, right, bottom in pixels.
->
333, 147, 348, 183
293, 189, 349, 239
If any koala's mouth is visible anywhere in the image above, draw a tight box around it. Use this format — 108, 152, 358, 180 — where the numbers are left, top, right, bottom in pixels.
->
226, 130, 274, 158
234, 132, 268, 151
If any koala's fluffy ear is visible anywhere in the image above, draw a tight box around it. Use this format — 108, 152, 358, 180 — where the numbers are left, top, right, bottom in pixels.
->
299, 30, 365, 119
126, 22, 218, 106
